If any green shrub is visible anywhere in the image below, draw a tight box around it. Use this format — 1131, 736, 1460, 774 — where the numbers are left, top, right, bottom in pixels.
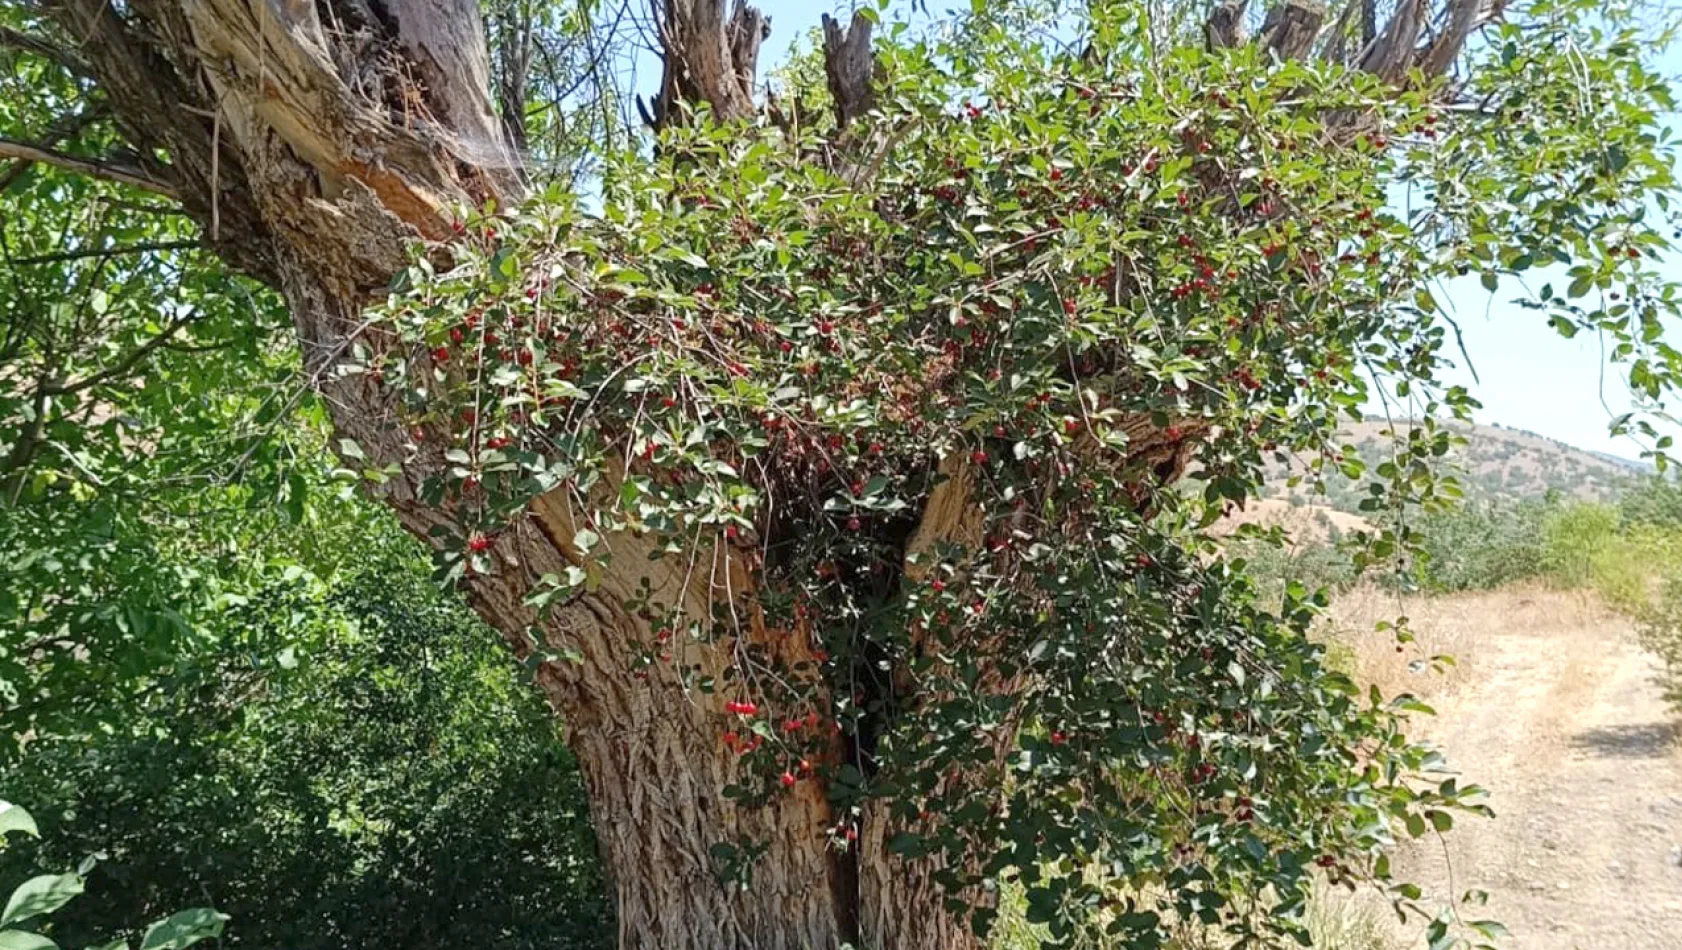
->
1539, 503, 1622, 590
1618, 476, 1682, 528
1411, 501, 1548, 592
1, 540, 610, 950
1228, 538, 1357, 610
1638, 573, 1682, 713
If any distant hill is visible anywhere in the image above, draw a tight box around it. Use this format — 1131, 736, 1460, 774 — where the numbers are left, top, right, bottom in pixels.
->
1262, 419, 1648, 513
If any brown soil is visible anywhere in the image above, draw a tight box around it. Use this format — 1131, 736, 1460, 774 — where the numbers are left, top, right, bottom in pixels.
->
1335, 588, 1682, 949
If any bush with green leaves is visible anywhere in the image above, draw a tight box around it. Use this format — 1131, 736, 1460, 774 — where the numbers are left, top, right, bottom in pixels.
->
1411, 501, 1550, 592
0, 800, 224, 950
1637, 573, 1682, 713
1618, 476, 1682, 529
2, 529, 610, 950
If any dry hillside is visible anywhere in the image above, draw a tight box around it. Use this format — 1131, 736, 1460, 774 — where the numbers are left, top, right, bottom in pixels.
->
1264, 420, 1648, 513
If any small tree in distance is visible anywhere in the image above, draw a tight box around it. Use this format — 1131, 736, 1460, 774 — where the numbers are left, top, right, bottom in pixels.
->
4, 0, 1679, 946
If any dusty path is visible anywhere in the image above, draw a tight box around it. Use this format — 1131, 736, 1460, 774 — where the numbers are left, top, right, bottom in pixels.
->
1338, 589, 1682, 949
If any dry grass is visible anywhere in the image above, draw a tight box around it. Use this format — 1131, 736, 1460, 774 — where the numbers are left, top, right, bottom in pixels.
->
1319, 583, 1616, 700
1213, 497, 1372, 543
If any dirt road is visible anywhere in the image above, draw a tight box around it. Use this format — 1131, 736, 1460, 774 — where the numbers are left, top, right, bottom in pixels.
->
1340, 589, 1682, 949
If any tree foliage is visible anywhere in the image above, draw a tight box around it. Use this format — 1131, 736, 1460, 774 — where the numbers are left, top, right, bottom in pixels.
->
3, 535, 609, 949
338, 0, 1677, 942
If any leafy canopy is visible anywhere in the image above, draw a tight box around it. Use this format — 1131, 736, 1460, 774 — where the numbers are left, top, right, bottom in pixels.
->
346, 0, 1678, 944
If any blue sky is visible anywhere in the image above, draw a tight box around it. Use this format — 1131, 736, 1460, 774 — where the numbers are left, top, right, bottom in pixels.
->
630, 0, 1682, 460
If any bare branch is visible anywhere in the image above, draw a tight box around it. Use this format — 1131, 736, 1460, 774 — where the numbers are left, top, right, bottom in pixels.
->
1258, 0, 1329, 60
1319, 0, 1360, 65
0, 137, 180, 200
1360, 0, 1427, 80
9, 239, 201, 267
0, 106, 108, 193
650, 0, 769, 129
1418, 0, 1489, 77
40, 305, 202, 397
0, 25, 89, 74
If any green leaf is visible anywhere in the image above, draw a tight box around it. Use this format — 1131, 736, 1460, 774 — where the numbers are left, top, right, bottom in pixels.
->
0, 803, 38, 840
1470, 920, 1510, 939
0, 931, 57, 950
2, 874, 82, 927
138, 909, 228, 950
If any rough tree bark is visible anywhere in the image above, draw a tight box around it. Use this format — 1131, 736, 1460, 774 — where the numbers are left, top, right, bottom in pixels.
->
16, 0, 1495, 945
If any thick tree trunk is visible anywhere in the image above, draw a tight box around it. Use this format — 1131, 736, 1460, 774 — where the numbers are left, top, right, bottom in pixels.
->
283, 237, 987, 950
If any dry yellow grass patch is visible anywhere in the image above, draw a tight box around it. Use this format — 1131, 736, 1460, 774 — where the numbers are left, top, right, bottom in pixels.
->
1318, 583, 1615, 700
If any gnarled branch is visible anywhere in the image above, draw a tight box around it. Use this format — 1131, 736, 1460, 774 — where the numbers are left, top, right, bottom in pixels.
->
1360, 0, 1426, 80
0, 136, 181, 199
648, 0, 769, 129
1205, 0, 1249, 49
822, 11, 876, 128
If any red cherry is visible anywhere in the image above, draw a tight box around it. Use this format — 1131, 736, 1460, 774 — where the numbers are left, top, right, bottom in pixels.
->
970, 450, 988, 465
780, 771, 797, 788
725, 525, 739, 540
1062, 298, 1078, 315
931, 579, 945, 592
432, 346, 450, 362
468, 534, 492, 552
846, 517, 862, 532
1050, 731, 1067, 745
